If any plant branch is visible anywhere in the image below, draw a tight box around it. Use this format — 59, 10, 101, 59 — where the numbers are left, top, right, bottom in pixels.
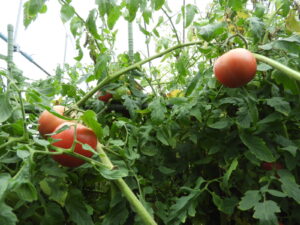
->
224, 34, 248, 49
161, 7, 181, 44
254, 53, 300, 81
0, 136, 25, 150
96, 143, 157, 225
76, 40, 203, 107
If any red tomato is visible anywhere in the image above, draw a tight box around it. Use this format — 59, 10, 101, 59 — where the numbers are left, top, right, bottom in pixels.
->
213, 48, 257, 88
98, 91, 113, 102
38, 105, 67, 136
51, 122, 97, 167
261, 162, 284, 171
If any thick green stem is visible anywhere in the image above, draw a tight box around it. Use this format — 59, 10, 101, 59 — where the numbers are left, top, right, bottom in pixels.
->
76, 40, 202, 107
254, 53, 300, 81
97, 143, 157, 225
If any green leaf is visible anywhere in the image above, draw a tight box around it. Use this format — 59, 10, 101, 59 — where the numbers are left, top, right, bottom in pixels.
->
0, 202, 18, 225
253, 200, 281, 225
212, 193, 238, 215
65, 188, 94, 225
96, 161, 128, 180
239, 190, 262, 211
41, 202, 65, 225
167, 190, 200, 224
247, 17, 265, 43
39, 177, 68, 206
151, 0, 165, 10
0, 173, 11, 199
60, 4, 75, 23
266, 97, 291, 116
158, 166, 176, 175
185, 4, 198, 28
10, 161, 37, 202
228, 0, 247, 11
70, 16, 83, 37
0, 94, 13, 123
95, 54, 111, 80
102, 200, 129, 225
23, 0, 47, 27
86, 9, 101, 40
107, 6, 121, 29
286, 10, 300, 33
126, 0, 140, 22
208, 118, 232, 129
185, 72, 201, 96
266, 189, 287, 198
240, 132, 275, 162
142, 9, 152, 24
278, 170, 300, 204
81, 110, 103, 139
148, 98, 167, 124
196, 22, 226, 42
222, 158, 238, 190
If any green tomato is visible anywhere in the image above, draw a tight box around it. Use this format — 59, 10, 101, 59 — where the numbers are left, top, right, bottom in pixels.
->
113, 86, 131, 100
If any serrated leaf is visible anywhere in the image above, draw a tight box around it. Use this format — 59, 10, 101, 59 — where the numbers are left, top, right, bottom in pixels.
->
240, 132, 275, 162
65, 188, 94, 225
228, 0, 247, 11
0, 94, 13, 123
0, 173, 11, 199
126, 0, 139, 22
185, 4, 198, 28
107, 6, 121, 29
96, 161, 128, 180
253, 201, 280, 225
70, 16, 83, 37
196, 22, 226, 42
151, 0, 165, 10
239, 190, 261, 210
0, 202, 18, 225
41, 202, 65, 225
185, 72, 201, 96
60, 4, 75, 23
86, 9, 101, 40
81, 110, 103, 139
266, 189, 287, 198
247, 17, 265, 43
208, 118, 232, 129
212, 193, 238, 215
148, 98, 167, 123
223, 158, 238, 190
266, 97, 291, 116
278, 170, 300, 204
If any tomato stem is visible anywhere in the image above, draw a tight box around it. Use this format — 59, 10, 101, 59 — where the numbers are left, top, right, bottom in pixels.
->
0, 136, 25, 150
96, 143, 158, 225
254, 53, 300, 81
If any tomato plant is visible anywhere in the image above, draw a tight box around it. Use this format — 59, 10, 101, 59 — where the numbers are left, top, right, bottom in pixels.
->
213, 48, 257, 88
1, 0, 300, 225
51, 122, 97, 167
38, 105, 67, 136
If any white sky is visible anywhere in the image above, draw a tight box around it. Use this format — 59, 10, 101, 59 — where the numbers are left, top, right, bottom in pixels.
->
0, 0, 211, 81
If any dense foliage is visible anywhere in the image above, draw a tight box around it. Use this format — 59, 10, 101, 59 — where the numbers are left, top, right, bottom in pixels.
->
1, 0, 300, 224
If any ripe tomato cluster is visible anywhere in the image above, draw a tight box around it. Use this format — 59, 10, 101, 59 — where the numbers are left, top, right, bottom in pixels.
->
38, 106, 97, 167
213, 48, 257, 88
